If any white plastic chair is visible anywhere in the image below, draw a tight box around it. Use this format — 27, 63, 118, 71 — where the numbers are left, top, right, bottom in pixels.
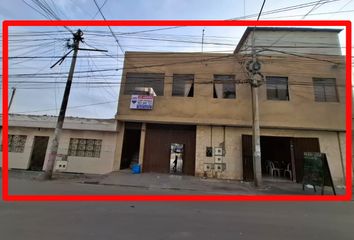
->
269, 161, 281, 177
284, 163, 292, 180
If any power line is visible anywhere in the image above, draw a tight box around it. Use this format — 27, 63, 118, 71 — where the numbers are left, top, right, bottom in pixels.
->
22, 0, 73, 34
4, 54, 236, 78
12, 100, 118, 114
302, 0, 325, 19
8, 44, 337, 76
230, 0, 340, 20
260, 9, 354, 19
257, 48, 341, 64
91, 0, 108, 20
93, 0, 124, 54
336, 0, 353, 11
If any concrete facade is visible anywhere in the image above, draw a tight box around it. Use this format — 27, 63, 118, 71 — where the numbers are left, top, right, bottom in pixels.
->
117, 52, 345, 130
0, 114, 118, 174
115, 27, 347, 185
195, 126, 346, 184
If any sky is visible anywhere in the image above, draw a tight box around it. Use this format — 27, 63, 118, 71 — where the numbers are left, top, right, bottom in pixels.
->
0, 0, 353, 119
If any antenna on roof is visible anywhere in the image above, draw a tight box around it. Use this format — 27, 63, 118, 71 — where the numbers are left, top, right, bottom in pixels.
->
201, 28, 205, 53
201, 28, 207, 65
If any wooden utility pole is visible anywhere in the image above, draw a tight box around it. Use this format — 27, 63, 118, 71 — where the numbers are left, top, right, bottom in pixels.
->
8, 87, 16, 112
43, 29, 83, 180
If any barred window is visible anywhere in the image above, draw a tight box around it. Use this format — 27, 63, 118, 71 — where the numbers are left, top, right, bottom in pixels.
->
68, 138, 102, 158
313, 78, 338, 102
172, 74, 194, 97
124, 72, 164, 96
213, 75, 236, 99
266, 76, 289, 101
8, 135, 27, 153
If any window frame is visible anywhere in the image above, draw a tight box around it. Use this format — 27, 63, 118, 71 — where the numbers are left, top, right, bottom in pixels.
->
4, 134, 27, 153
68, 138, 102, 158
265, 76, 290, 101
124, 72, 165, 96
172, 74, 194, 97
313, 78, 338, 102
213, 74, 236, 99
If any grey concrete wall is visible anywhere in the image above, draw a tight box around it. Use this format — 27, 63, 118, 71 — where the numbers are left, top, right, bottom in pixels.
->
240, 30, 342, 56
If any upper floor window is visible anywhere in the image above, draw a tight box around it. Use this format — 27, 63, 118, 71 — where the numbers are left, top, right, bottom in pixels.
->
266, 76, 289, 101
8, 135, 27, 153
124, 72, 164, 96
213, 75, 236, 99
172, 74, 194, 97
313, 78, 338, 102
68, 138, 102, 158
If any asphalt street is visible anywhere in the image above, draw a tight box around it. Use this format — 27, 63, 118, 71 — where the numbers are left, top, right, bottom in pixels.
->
1, 177, 353, 240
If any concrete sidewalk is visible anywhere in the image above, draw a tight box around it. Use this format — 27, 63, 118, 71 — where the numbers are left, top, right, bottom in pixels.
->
89, 171, 344, 195
6, 169, 346, 195
92, 171, 255, 194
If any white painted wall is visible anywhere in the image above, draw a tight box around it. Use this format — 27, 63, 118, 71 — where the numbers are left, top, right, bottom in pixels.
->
0, 126, 117, 174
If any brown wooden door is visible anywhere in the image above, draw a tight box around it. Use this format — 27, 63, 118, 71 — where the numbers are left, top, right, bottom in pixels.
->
293, 137, 320, 182
143, 124, 196, 175
29, 136, 49, 171
242, 135, 254, 181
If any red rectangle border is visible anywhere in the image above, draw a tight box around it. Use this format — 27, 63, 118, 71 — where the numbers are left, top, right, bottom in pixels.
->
2, 20, 352, 201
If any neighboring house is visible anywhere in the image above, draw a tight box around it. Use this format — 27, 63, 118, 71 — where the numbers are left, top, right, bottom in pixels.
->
0, 114, 118, 174
114, 27, 346, 185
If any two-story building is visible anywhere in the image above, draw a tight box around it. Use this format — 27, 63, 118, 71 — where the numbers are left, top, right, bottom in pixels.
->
113, 27, 346, 185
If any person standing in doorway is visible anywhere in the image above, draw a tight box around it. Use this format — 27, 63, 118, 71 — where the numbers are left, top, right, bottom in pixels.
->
173, 155, 178, 173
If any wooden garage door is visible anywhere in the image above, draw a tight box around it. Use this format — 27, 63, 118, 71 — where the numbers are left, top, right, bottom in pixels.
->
293, 137, 320, 183
143, 124, 196, 175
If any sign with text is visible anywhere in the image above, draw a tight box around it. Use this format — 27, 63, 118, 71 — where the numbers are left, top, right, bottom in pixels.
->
130, 95, 154, 110
302, 152, 336, 195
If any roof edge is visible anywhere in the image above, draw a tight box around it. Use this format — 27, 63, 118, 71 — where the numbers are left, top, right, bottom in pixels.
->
234, 27, 343, 53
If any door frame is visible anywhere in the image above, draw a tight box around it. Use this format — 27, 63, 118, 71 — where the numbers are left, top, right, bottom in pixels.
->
29, 136, 50, 171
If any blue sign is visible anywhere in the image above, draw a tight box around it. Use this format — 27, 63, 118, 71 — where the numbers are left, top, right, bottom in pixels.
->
130, 95, 154, 110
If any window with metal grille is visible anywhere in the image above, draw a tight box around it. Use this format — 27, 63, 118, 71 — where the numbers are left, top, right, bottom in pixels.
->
68, 138, 102, 158
7, 135, 27, 153
213, 75, 236, 99
172, 74, 194, 97
313, 78, 338, 102
266, 76, 289, 101
124, 72, 164, 96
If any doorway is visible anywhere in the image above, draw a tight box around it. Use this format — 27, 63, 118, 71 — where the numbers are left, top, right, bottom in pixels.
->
120, 123, 141, 169
242, 135, 320, 182
29, 136, 49, 171
170, 143, 184, 174
260, 136, 292, 181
